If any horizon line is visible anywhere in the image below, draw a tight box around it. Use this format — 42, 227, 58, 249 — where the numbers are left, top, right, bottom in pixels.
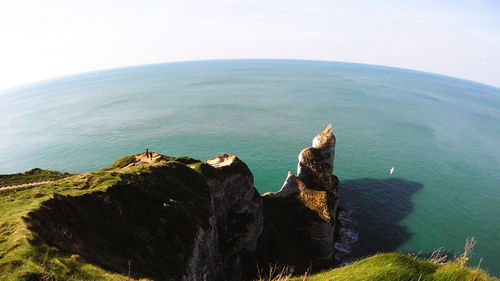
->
1, 58, 499, 94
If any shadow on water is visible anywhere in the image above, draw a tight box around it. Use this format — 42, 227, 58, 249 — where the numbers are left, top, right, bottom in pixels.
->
338, 177, 423, 261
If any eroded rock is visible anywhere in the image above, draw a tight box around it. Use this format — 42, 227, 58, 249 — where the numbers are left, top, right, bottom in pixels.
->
258, 124, 339, 272
24, 125, 338, 280
204, 154, 264, 280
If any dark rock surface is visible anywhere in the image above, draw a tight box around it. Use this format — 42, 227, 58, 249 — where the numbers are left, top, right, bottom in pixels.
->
203, 154, 264, 280
257, 124, 340, 273
26, 163, 223, 281
26, 156, 263, 281
25, 125, 337, 280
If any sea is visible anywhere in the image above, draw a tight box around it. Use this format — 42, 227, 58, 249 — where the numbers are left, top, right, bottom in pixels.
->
0, 59, 499, 275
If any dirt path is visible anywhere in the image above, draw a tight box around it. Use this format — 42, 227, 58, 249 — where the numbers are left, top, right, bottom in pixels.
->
125, 152, 163, 167
0, 180, 54, 191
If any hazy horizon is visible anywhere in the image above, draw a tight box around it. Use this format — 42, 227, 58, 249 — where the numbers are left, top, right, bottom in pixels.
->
1, 0, 499, 91
2, 58, 500, 95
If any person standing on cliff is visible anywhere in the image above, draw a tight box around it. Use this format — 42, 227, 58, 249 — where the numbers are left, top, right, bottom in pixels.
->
145, 147, 149, 158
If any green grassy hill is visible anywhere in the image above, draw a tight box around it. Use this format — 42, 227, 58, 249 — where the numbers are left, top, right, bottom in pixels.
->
0, 168, 71, 187
0, 154, 498, 280
286, 253, 497, 281
0, 154, 208, 281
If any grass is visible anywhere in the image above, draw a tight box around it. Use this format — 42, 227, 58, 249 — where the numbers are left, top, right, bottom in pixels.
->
0, 168, 71, 187
1, 154, 498, 281
108, 155, 138, 169
0, 166, 128, 280
281, 253, 497, 281
0, 154, 210, 280
108, 154, 202, 170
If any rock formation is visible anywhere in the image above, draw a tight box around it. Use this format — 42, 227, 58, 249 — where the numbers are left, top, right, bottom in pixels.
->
26, 156, 263, 281
203, 154, 264, 280
23, 125, 337, 280
26, 162, 223, 281
257, 124, 339, 272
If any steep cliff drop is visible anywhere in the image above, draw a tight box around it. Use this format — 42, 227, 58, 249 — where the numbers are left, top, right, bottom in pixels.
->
21, 125, 336, 280
257, 124, 340, 273
203, 154, 264, 280
25, 156, 263, 281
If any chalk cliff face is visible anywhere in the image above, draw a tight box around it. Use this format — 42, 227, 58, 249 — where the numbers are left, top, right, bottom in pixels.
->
203, 154, 264, 280
257, 124, 339, 272
24, 125, 337, 280
26, 162, 223, 281
26, 156, 263, 281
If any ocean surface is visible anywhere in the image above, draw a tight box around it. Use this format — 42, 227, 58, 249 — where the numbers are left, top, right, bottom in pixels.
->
0, 59, 499, 275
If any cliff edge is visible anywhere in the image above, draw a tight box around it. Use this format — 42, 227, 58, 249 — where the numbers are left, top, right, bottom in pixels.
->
1, 125, 497, 281
0, 125, 339, 281
3, 154, 263, 281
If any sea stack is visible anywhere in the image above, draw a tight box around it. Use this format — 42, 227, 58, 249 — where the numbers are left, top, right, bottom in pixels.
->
257, 124, 340, 272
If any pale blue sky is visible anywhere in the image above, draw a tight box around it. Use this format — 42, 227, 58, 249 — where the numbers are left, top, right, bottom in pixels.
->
0, 0, 499, 90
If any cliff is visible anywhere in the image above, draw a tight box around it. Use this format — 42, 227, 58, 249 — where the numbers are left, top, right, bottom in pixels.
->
1, 125, 498, 281
256, 124, 339, 273
202, 154, 263, 280
0, 126, 339, 281
14, 154, 263, 281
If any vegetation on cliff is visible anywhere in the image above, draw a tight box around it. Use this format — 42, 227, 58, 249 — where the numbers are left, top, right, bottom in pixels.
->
108, 155, 138, 169
0, 155, 209, 281
0, 151, 498, 280
258, 253, 497, 281
0, 168, 71, 187
0, 152, 264, 281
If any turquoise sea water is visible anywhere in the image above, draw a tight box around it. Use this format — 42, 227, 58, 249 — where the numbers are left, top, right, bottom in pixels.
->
0, 60, 499, 275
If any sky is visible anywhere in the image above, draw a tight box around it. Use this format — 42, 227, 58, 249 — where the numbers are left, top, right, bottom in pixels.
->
0, 0, 499, 91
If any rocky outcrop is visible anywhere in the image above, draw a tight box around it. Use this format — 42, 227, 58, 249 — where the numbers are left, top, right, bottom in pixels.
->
270, 171, 302, 198
26, 156, 263, 281
23, 125, 337, 280
203, 154, 264, 280
154, 155, 263, 281
26, 163, 223, 281
258, 124, 339, 272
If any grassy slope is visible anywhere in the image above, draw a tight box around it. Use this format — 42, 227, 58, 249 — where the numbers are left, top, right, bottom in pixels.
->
0, 168, 71, 187
0, 155, 498, 281
289, 253, 497, 281
0, 169, 127, 280
108, 155, 138, 169
0, 155, 205, 281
